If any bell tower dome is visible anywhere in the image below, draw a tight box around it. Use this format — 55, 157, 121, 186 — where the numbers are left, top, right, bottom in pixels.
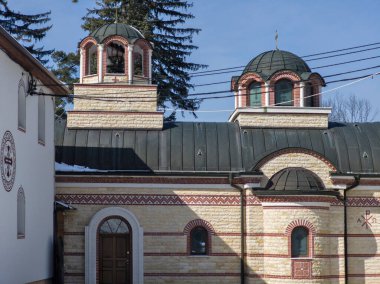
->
229, 50, 331, 129
67, 23, 163, 130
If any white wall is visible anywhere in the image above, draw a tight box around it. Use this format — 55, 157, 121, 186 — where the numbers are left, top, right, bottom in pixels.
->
0, 50, 55, 283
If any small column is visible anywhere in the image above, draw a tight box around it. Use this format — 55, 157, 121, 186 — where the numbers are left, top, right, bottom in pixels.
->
300, 82, 305, 107
128, 44, 134, 84
264, 81, 270, 106
79, 49, 84, 83
148, 49, 153, 84
98, 44, 104, 83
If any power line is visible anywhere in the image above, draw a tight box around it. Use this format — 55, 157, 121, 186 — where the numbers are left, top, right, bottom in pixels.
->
189, 41, 380, 75
32, 72, 380, 104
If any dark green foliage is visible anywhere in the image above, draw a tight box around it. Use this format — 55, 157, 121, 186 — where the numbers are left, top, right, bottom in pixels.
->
51, 51, 80, 118
0, 0, 53, 64
82, 0, 206, 119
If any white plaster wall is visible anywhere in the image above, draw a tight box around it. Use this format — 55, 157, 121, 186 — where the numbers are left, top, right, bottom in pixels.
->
0, 50, 55, 283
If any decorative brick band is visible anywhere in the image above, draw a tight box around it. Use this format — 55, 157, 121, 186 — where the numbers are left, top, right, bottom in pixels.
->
56, 194, 242, 206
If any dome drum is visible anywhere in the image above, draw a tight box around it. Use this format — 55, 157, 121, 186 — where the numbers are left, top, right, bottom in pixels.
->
232, 50, 325, 109
78, 23, 153, 85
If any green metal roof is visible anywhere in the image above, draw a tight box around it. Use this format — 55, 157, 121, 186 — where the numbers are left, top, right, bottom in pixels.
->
90, 23, 144, 43
243, 50, 311, 80
55, 120, 380, 175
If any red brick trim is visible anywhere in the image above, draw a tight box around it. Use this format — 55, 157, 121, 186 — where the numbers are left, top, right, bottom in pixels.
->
79, 36, 98, 48
55, 175, 260, 185
184, 219, 215, 235
68, 110, 163, 115
74, 83, 157, 89
56, 194, 241, 206
285, 220, 317, 236
269, 70, 301, 82
103, 35, 129, 46
254, 148, 337, 171
184, 219, 214, 255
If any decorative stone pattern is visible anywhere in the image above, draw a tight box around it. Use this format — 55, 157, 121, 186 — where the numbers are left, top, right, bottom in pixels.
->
67, 111, 163, 129
1, 130, 16, 192
235, 112, 329, 128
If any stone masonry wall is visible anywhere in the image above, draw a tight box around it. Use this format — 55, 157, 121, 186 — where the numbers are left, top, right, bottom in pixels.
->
235, 112, 329, 128
67, 111, 163, 129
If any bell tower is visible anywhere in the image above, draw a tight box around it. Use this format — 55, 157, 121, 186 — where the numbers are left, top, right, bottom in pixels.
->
67, 23, 163, 129
229, 50, 331, 129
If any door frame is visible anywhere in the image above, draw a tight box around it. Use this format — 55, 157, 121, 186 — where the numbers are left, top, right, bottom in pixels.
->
85, 207, 143, 284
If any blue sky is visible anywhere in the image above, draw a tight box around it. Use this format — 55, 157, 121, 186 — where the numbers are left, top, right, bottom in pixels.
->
12, 0, 380, 121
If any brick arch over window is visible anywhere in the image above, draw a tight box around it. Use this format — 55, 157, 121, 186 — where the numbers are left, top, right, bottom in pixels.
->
183, 219, 215, 235
79, 37, 98, 49
285, 219, 316, 236
184, 219, 215, 255
253, 148, 337, 172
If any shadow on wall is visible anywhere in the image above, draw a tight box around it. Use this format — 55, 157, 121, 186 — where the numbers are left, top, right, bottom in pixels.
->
347, 206, 377, 281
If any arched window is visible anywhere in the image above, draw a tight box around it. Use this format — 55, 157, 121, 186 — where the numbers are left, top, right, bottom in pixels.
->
98, 217, 130, 234
17, 187, 25, 238
190, 226, 208, 255
38, 95, 45, 144
106, 41, 125, 73
18, 80, 26, 130
133, 46, 143, 76
304, 83, 314, 107
249, 82, 262, 107
291, 227, 309, 257
275, 79, 293, 106
86, 43, 98, 75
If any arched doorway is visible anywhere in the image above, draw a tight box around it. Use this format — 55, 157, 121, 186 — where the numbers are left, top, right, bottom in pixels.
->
98, 217, 132, 284
85, 207, 143, 284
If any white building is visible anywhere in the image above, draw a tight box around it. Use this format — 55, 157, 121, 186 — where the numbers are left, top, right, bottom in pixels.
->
0, 26, 69, 284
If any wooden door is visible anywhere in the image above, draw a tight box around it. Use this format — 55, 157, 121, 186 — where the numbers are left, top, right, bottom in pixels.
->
99, 233, 131, 284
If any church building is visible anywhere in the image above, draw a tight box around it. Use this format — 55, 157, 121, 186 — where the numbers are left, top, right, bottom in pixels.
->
0, 26, 69, 284
55, 23, 380, 283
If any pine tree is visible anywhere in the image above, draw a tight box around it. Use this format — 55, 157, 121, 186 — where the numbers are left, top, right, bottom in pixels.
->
51, 51, 80, 118
0, 0, 53, 64
82, 0, 206, 119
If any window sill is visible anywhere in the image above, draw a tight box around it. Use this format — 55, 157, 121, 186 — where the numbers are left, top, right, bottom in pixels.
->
18, 127, 26, 133
17, 234, 25, 239
188, 255, 210, 258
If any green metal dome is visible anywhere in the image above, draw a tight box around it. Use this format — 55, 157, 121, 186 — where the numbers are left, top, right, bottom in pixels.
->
243, 50, 311, 80
90, 23, 144, 43
266, 168, 325, 192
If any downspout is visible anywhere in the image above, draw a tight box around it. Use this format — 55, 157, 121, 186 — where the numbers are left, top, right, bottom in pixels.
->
229, 173, 245, 284
343, 175, 360, 284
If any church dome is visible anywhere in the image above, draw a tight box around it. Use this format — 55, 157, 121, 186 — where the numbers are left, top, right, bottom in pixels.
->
243, 50, 311, 80
90, 23, 144, 43
265, 168, 324, 191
